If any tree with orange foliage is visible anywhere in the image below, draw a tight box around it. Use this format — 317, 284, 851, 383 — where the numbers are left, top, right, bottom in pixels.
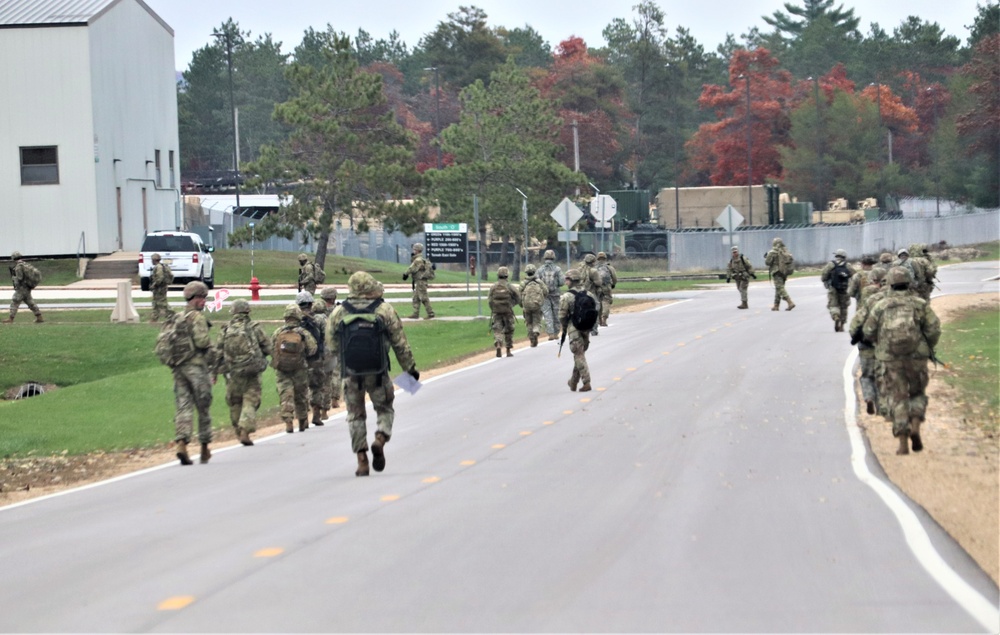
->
955, 34, 1000, 206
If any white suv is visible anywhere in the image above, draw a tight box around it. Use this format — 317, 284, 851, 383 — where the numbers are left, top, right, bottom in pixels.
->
139, 230, 215, 291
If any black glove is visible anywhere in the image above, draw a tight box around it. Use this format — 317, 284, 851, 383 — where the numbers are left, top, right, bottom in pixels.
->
750, 273, 757, 279
850, 331, 861, 346
402, 273, 409, 281
726, 276, 731, 283
408, 367, 420, 381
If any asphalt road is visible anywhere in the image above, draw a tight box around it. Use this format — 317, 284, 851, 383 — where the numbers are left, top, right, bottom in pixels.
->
0, 262, 997, 632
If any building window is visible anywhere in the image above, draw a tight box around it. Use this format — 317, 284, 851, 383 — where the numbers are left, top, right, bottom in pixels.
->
154, 149, 162, 186
169, 150, 176, 188
20, 146, 59, 185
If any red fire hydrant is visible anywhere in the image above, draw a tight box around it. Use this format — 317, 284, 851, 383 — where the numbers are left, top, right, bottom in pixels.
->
249, 276, 261, 302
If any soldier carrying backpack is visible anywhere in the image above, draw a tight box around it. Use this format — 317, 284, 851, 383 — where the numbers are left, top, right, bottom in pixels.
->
764, 237, 796, 311
328, 271, 418, 477
821, 249, 856, 332
3, 251, 44, 324
558, 268, 598, 393
214, 299, 272, 446
520, 264, 546, 347
488, 266, 521, 357
271, 304, 318, 433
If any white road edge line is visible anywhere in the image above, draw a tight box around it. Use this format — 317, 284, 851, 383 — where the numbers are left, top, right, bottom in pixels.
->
842, 348, 1000, 633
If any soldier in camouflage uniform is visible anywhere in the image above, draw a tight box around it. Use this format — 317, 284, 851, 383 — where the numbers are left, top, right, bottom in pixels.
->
3, 251, 43, 324
297, 253, 319, 294
820, 249, 856, 331
488, 266, 520, 357
403, 243, 435, 319
519, 264, 546, 347
909, 243, 936, 301
296, 292, 328, 428
326, 271, 418, 477
149, 253, 173, 322
272, 304, 318, 433
764, 238, 796, 311
847, 255, 876, 312
319, 287, 342, 413
579, 253, 602, 336
559, 268, 596, 392
863, 267, 941, 455
213, 299, 272, 446
725, 246, 755, 309
536, 249, 564, 341
872, 252, 894, 279
595, 252, 618, 326
849, 268, 887, 416
892, 248, 923, 290
173, 281, 214, 465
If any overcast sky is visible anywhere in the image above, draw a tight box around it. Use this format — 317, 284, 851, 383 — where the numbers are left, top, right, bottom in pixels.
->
142, 0, 984, 72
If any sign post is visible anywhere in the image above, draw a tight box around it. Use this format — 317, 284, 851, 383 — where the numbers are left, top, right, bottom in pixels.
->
716, 204, 745, 249
551, 197, 584, 269
590, 194, 617, 253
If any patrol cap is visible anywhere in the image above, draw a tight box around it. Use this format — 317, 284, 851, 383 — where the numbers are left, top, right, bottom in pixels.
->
879, 252, 893, 264
320, 287, 338, 302
897, 248, 909, 256
298, 252, 309, 262
543, 250, 555, 261
183, 281, 209, 300
772, 237, 783, 247
887, 266, 910, 286
861, 255, 876, 265
151, 253, 161, 262
312, 300, 326, 314
525, 264, 536, 275
11, 251, 22, 260
283, 304, 303, 321
497, 266, 509, 279
833, 249, 847, 258
869, 268, 887, 283
230, 299, 251, 314
296, 291, 314, 306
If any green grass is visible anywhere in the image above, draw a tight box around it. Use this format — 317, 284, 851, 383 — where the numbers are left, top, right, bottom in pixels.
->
970, 240, 1000, 261
937, 305, 999, 435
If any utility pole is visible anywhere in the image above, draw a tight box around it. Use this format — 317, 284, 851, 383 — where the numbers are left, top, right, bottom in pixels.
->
213, 28, 241, 212
424, 67, 442, 169
572, 119, 580, 197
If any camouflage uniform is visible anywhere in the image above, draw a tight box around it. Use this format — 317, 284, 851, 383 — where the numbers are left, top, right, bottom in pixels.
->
849, 268, 887, 416
149, 255, 173, 322
536, 250, 564, 340
488, 267, 521, 357
559, 269, 595, 391
579, 253, 602, 336
403, 243, 435, 319
519, 264, 546, 347
764, 238, 795, 310
726, 247, 755, 309
908, 243, 936, 301
213, 299, 272, 445
4, 252, 43, 323
319, 287, 342, 411
271, 304, 318, 433
172, 282, 214, 464
297, 253, 318, 295
326, 271, 417, 476
595, 252, 618, 326
301, 298, 330, 426
892, 248, 923, 291
863, 267, 941, 454
820, 249, 856, 331
871, 252, 894, 281
847, 256, 876, 312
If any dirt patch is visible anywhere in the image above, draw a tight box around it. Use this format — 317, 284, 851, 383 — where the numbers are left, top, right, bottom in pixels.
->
857, 293, 999, 584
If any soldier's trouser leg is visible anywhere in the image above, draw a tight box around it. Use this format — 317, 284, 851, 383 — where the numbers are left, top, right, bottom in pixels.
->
874, 360, 891, 419
368, 373, 396, 442
883, 360, 928, 437
329, 374, 343, 407
411, 292, 421, 317
542, 296, 559, 336
590, 298, 601, 335
773, 274, 791, 305
737, 279, 749, 305
276, 370, 308, 422
827, 289, 841, 322
225, 377, 244, 428
229, 374, 261, 433
292, 371, 311, 422
309, 365, 327, 410
569, 331, 590, 386
345, 377, 369, 452
859, 354, 879, 405
600, 294, 612, 324
173, 363, 213, 444
491, 320, 505, 350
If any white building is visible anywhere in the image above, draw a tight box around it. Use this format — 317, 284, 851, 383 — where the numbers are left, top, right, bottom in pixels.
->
0, 0, 180, 258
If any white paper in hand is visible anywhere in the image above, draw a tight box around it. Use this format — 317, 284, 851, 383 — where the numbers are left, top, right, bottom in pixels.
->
393, 372, 422, 395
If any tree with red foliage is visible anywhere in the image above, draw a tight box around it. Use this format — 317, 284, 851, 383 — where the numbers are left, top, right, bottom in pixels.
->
686, 48, 795, 192
955, 34, 1000, 206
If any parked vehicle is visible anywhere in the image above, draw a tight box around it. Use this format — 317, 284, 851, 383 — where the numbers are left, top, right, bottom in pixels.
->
138, 230, 215, 291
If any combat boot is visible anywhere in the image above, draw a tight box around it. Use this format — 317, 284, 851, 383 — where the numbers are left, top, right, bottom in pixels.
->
737, 302, 748, 309
356, 451, 370, 477
834, 318, 842, 332
495, 347, 502, 358
330, 399, 340, 409
548, 334, 558, 341
298, 419, 308, 432
866, 400, 876, 415
312, 407, 325, 426
407, 313, 420, 319
910, 417, 923, 452
506, 348, 513, 357
371, 431, 388, 472
785, 299, 796, 311
285, 420, 294, 434
771, 304, 780, 311
34, 315, 44, 323
239, 428, 253, 446
529, 334, 538, 347
895, 434, 909, 455
176, 440, 193, 466
579, 383, 592, 392
567, 378, 577, 392
423, 314, 435, 320
1, 317, 13, 324
200, 443, 212, 464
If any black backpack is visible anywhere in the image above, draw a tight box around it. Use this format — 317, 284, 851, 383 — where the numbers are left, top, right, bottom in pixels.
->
337, 299, 389, 377
831, 261, 852, 292
569, 290, 599, 332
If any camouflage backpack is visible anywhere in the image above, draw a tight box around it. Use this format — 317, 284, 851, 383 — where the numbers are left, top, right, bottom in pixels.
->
537, 263, 562, 294
489, 281, 514, 313
521, 279, 545, 312
313, 264, 326, 284
337, 299, 389, 378
780, 251, 795, 275
273, 328, 305, 372
21, 263, 42, 289
597, 263, 612, 287
221, 319, 267, 376
154, 312, 196, 368
877, 296, 922, 356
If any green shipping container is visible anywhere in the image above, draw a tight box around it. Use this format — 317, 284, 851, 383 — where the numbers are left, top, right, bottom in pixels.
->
607, 190, 651, 225
783, 202, 812, 225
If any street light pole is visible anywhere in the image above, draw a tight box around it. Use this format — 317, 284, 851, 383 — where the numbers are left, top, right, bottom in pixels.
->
424, 66, 442, 169
809, 76, 823, 222
213, 29, 241, 212
516, 188, 528, 269
738, 74, 752, 225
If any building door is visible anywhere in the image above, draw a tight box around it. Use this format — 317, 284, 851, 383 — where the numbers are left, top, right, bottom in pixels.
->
116, 187, 124, 250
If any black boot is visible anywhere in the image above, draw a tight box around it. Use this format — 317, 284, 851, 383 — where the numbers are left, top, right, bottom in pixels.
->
371, 431, 388, 472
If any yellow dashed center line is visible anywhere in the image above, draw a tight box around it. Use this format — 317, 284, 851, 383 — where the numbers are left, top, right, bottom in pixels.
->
563, 410, 573, 415
695, 335, 703, 339
579, 398, 591, 403
158, 596, 195, 611
519, 430, 533, 436
626, 367, 637, 371
422, 476, 441, 483
491, 443, 507, 448
254, 548, 284, 558
380, 494, 401, 502
677, 342, 686, 346
613, 376, 622, 381
596, 387, 606, 391
662, 351, 670, 355
644, 359, 653, 363
460, 460, 476, 466
325, 516, 349, 525
542, 421, 554, 426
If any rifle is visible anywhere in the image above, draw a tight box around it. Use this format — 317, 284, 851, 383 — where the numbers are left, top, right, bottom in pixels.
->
557, 322, 568, 357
